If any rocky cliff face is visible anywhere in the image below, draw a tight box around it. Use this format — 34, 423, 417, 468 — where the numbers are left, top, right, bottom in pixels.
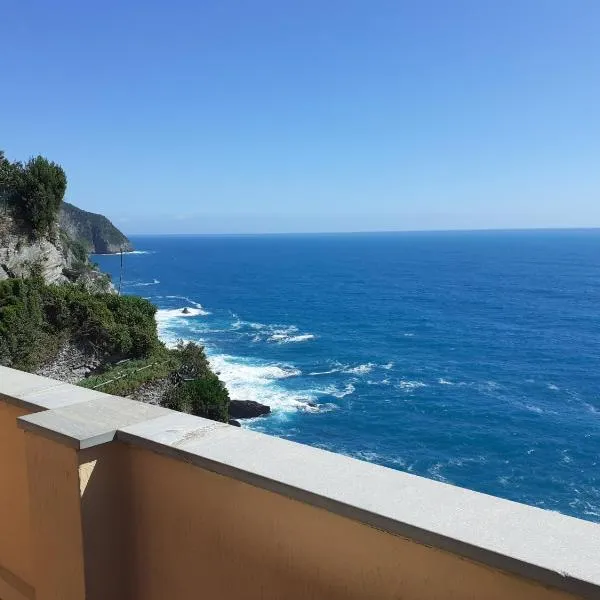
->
0, 215, 72, 283
59, 202, 133, 254
0, 200, 126, 290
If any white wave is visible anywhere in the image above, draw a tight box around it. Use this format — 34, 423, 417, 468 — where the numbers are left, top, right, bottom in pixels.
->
343, 363, 375, 375
270, 332, 315, 344
164, 295, 205, 309
154, 306, 211, 344
367, 378, 391, 386
381, 362, 394, 370
403, 333, 415, 337
127, 250, 155, 255
309, 368, 341, 376
208, 354, 313, 413
128, 278, 160, 287
155, 307, 210, 322
547, 383, 559, 391
427, 462, 448, 482
210, 355, 301, 381
438, 378, 454, 385
314, 383, 355, 399
231, 319, 266, 331
396, 380, 427, 391
232, 320, 314, 344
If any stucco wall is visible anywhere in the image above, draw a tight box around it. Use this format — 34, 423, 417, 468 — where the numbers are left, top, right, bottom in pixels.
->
0, 400, 34, 599
125, 445, 580, 600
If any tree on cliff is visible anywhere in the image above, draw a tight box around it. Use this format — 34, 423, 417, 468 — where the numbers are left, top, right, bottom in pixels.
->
13, 156, 67, 237
0, 151, 19, 214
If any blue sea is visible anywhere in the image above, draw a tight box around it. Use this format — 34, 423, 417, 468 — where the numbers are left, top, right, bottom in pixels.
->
95, 230, 600, 522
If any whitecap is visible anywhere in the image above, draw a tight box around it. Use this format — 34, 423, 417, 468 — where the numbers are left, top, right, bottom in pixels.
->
547, 383, 559, 391
381, 362, 394, 370
396, 380, 427, 391
155, 307, 210, 322
233, 321, 314, 344
438, 378, 454, 385
314, 383, 355, 399
427, 462, 448, 482
128, 278, 160, 287
270, 333, 315, 344
343, 363, 375, 375
367, 378, 391, 386
164, 295, 206, 310
309, 368, 341, 376
208, 354, 313, 413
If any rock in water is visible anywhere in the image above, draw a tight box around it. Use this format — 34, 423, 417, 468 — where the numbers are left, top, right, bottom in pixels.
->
228, 419, 242, 427
229, 400, 271, 419
182, 307, 190, 314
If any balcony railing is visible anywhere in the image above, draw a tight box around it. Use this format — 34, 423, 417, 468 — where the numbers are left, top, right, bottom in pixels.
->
1, 364, 599, 600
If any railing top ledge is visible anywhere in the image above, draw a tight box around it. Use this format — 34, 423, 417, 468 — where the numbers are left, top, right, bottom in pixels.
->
0, 364, 98, 411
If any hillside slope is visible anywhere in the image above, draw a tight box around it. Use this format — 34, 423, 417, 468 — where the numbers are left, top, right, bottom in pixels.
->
60, 202, 133, 254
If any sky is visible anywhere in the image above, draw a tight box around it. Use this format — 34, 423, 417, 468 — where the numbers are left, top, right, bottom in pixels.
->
1, 1, 599, 234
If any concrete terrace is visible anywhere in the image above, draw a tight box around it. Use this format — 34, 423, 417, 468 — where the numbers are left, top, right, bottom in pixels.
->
1, 364, 599, 600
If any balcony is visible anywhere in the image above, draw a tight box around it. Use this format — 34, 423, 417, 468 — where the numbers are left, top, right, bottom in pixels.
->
1, 364, 599, 600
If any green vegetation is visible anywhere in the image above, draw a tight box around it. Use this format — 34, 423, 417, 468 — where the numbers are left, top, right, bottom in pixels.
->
0, 277, 230, 423
0, 277, 159, 371
81, 341, 230, 422
163, 375, 230, 422
0, 152, 67, 237
162, 342, 230, 422
79, 350, 176, 396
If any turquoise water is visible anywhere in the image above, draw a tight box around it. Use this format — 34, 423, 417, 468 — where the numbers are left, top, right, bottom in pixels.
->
95, 230, 600, 522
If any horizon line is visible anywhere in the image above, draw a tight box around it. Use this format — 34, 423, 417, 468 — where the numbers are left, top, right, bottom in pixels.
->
124, 226, 600, 237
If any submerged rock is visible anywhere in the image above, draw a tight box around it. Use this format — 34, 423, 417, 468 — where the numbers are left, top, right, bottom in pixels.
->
229, 400, 271, 419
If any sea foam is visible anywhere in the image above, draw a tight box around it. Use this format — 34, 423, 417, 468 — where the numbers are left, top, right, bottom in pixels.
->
128, 278, 160, 287
208, 354, 317, 413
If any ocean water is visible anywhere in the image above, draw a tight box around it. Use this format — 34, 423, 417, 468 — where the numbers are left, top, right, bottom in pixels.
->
95, 230, 600, 522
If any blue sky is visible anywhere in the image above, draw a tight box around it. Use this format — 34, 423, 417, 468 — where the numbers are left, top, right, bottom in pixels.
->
2, 1, 599, 233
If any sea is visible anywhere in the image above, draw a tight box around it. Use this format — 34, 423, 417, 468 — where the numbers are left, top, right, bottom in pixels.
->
94, 230, 600, 522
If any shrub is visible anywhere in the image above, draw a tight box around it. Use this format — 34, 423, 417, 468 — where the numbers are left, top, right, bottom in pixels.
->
0, 278, 160, 369
163, 373, 229, 422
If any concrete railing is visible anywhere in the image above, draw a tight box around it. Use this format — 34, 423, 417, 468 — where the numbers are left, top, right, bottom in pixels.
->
1, 364, 599, 600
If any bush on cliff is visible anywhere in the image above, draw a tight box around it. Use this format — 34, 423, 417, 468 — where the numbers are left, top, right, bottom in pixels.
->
0, 277, 231, 423
0, 277, 159, 370
163, 372, 230, 423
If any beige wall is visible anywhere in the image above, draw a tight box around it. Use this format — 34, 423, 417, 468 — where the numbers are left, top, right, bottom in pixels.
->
24, 433, 87, 600
0, 391, 590, 600
0, 400, 34, 600
124, 445, 581, 600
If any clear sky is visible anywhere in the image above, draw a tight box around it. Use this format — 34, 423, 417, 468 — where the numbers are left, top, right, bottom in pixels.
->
2, 1, 599, 234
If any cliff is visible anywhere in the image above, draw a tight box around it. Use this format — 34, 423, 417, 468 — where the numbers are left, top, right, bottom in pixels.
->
0, 214, 71, 283
59, 202, 133, 254
0, 210, 113, 290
